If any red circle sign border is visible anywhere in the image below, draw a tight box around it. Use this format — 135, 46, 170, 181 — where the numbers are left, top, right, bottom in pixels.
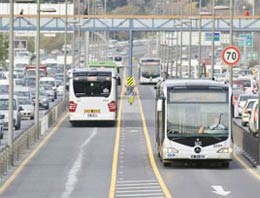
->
221, 46, 241, 66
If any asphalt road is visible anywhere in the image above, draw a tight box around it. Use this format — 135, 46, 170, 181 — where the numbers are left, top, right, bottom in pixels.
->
0, 57, 259, 198
0, 97, 62, 150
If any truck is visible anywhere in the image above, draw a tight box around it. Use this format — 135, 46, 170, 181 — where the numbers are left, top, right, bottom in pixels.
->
25, 64, 47, 77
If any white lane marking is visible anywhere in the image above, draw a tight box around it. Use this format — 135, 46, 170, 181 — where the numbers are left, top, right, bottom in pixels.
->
117, 183, 159, 187
117, 180, 157, 183
212, 185, 231, 196
128, 129, 139, 133
116, 189, 162, 193
117, 186, 161, 190
62, 129, 97, 198
115, 193, 164, 197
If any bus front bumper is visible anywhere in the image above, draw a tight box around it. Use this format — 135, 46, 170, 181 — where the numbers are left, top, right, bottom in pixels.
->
162, 149, 232, 161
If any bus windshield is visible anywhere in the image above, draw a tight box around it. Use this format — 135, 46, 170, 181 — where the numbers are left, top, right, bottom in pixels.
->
73, 72, 112, 98
141, 64, 161, 78
167, 89, 229, 138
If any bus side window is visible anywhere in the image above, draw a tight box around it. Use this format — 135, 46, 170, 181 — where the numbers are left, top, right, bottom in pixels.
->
161, 100, 165, 144
158, 99, 165, 145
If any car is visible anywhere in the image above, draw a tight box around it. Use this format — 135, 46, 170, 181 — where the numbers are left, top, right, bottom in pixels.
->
106, 51, 113, 58
113, 56, 124, 68
55, 80, 64, 96
32, 90, 49, 110
0, 72, 7, 79
24, 77, 36, 88
0, 79, 9, 94
238, 69, 253, 77
241, 99, 257, 126
14, 86, 32, 101
14, 78, 25, 87
248, 101, 258, 137
234, 94, 257, 118
18, 97, 34, 120
40, 77, 57, 99
0, 114, 4, 140
0, 95, 22, 130
236, 77, 258, 94
40, 85, 55, 102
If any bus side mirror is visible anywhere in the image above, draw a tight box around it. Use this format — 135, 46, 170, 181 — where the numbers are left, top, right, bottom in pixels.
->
117, 77, 121, 86
157, 99, 163, 112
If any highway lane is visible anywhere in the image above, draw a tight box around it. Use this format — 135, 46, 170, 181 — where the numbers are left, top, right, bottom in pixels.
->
0, 116, 117, 198
0, 97, 62, 150
137, 76, 260, 198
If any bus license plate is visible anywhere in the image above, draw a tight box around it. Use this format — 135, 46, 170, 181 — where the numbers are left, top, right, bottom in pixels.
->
87, 114, 98, 118
84, 109, 100, 113
190, 155, 205, 159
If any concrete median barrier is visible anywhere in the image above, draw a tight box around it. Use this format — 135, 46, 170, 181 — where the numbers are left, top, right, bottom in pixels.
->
233, 122, 258, 166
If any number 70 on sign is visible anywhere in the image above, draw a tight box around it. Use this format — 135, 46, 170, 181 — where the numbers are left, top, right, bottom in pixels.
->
221, 46, 241, 66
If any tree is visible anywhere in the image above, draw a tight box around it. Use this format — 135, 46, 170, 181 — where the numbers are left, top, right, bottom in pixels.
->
0, 35, 8, 66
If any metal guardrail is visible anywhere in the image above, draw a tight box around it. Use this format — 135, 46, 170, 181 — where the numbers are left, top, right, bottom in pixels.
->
233, 122, 258, 166
0, 100, 66, 180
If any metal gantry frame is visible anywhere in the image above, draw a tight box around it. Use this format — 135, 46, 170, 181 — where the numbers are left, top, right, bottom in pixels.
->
0, 15, 260, 32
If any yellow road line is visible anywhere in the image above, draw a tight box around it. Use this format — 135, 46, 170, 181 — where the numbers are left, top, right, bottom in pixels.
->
234, 153, 260, 180
0, 112, 68, 194
109, 77, 125, 198
136, 89, 172, 198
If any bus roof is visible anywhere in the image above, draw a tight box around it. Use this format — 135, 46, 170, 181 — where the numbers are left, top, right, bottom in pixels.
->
161, 79, 228, 89
72, 68, 116, 75
89, 61, 118, 69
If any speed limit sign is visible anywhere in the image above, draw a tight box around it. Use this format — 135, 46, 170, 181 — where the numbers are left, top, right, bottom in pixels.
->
222, 46, 240, 66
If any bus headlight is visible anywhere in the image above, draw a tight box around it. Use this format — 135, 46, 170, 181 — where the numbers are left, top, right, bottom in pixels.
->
217, 147, 233, 153
165, 147, 179, 154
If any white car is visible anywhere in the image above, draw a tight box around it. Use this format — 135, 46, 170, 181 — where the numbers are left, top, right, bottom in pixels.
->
234, 94, 257, 118
18, 97, 34, 120
0, 95, 22, 130
40, 77, 57, 99
236, 77, 258, 94
249, 101, 258, 136
241, 99, 257, 126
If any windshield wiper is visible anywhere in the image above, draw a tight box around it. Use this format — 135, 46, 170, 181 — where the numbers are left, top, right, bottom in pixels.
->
167, 128, 181, 134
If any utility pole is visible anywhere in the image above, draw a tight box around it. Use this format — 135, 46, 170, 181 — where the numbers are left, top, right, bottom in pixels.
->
180, 0, 183, 78
211, 0, 216, 79
8, 0, 14, 165
198, 0, 202, 78
188, 0, 192, 79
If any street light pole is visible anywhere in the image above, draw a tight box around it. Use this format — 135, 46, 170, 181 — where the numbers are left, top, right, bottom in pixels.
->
188, 0, 192, 79
211, 0, 215, 79
8, 0, 14, 164
180, 0, 183, 78
63, 0, 68, 101
198, 0, 202, 78
35, 0, 40, 139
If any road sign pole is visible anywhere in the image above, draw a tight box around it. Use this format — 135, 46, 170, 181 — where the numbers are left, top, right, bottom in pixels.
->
128, 30, 133, 77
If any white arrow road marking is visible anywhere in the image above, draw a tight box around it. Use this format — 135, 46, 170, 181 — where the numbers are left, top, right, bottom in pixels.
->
212, 185, 231, 196
128, 129, 139, 133
62, 129, 97, 198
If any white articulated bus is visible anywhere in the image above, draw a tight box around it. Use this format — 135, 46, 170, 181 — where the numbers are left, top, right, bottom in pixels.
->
155, 79, 232, 167
138, 58, 162, 84
69, 68, 119, 126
